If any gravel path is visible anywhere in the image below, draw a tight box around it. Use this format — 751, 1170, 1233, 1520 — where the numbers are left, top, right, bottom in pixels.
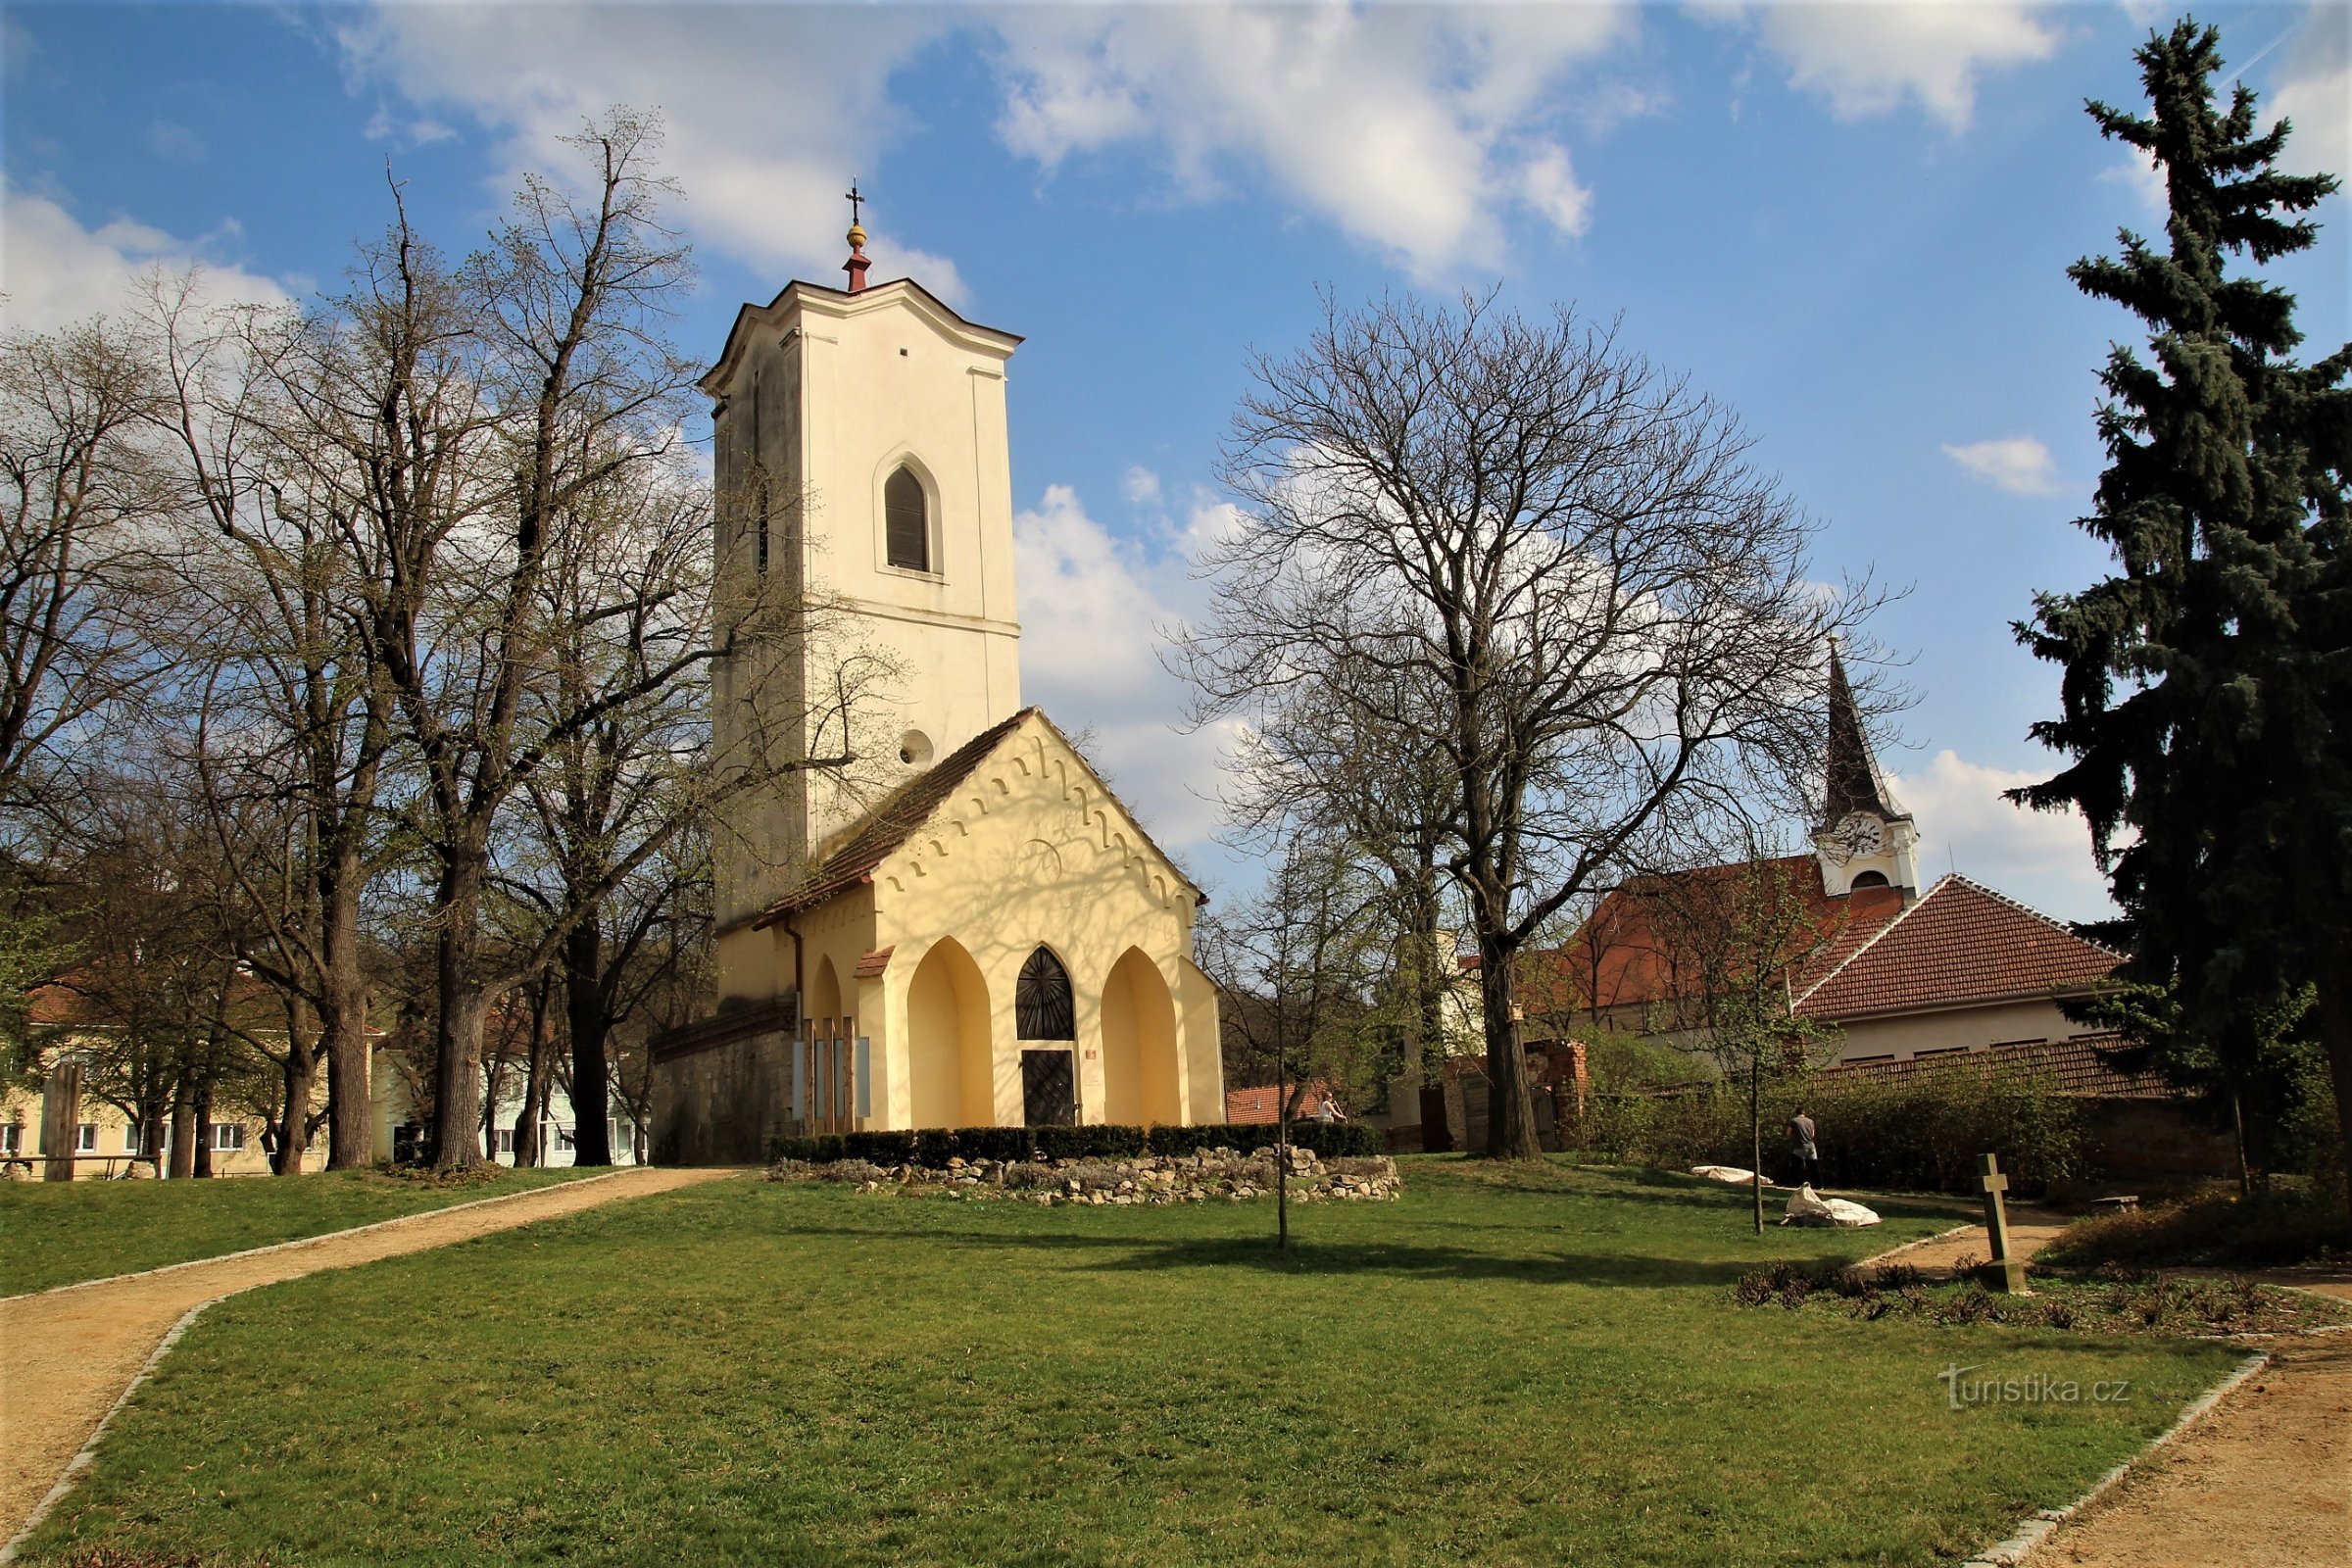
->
1859, 1210, 2351, 1565
0, 1165, 737, 1548
1859, 1205, 2074, 1277
2029, 1325, 2351, 1568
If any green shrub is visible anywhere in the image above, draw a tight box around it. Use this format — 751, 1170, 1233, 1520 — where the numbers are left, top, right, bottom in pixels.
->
923, 1126, 1035, 1164
2040, 1186, 2350, 1269
1038, 1123, 1146, 1159
842, 1131, 919, 1164
764, 1133, 849, 1164
1560, 1061, 2087, 1196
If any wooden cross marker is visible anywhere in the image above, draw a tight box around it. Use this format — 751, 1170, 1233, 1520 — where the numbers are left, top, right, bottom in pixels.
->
1977, 1152, 2028, 1295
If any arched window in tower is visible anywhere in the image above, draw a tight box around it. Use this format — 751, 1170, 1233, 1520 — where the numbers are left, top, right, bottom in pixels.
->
755, 477, 770, 575
1015, 946, 1075, 1040
885, 465, 930, 572
1850, 870, 1890, 889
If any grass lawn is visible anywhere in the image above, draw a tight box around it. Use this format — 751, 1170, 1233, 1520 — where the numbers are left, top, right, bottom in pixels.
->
0, 1165, 605, 1296
21, 1160, 2240, 1567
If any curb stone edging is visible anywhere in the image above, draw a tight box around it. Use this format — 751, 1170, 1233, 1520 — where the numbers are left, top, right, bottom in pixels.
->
1957, 1350, 2270, 1568
1, 1167, 639, 1304
0, 1295, 225, 1563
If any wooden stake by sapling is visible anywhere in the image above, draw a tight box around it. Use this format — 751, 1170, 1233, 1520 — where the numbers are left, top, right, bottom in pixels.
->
1977, 1152, 2029, 1294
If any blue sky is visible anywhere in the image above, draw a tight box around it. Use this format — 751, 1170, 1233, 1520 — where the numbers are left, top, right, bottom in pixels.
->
4, 1, 2346, 924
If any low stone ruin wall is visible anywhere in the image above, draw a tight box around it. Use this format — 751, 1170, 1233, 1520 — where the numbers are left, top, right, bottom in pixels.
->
767, 1147, 1402, 1206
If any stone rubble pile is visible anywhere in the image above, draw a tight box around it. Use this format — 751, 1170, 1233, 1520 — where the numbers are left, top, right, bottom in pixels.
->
766, 1146, 1402, 1205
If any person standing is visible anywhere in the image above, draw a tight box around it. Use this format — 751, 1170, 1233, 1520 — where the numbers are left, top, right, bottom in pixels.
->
1788, 1107, 1821, 1189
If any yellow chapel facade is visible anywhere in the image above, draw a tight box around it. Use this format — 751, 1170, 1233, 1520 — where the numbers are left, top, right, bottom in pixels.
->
649, 223, 1222, 1163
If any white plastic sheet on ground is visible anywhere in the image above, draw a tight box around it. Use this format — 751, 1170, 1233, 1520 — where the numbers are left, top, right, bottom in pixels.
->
1780, 1183, 1882, 1228
1690, 1165, 1769, 1186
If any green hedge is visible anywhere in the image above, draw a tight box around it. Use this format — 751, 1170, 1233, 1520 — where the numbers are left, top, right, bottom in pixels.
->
764, 1120, 1386, 1166
1562, 1062, 2088, 1197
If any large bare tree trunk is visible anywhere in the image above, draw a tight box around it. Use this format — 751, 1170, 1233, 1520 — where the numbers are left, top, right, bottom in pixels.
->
429, 855, 489, 1170
320, 847, 375, 1168
1476, 933, 1542, 1160
191, 1078, 215, 1178
169, 1079, 195, 1179
564, 918, 614, 1167
272, 1030, 318, 1176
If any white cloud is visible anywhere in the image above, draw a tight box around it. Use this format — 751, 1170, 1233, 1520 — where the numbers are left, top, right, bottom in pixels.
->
146, 121, 206, 165
1716, 2, 2059, 130
988, 4, 1629, 276
337, 5, 968, 299
0, 184, 291, 335
1013, 483, 1228, 851
1885, 749, 2114, 924
2268, 3, 2349, 185
1516, 144, 1595, 237
2099, 145, 2167, 214
1941, 435, 2064, 496
1121, 465, 1162, 507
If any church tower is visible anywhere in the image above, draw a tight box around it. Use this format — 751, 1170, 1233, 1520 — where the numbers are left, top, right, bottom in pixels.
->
1813, 643, 1920, 901
701, 206, 1024, 998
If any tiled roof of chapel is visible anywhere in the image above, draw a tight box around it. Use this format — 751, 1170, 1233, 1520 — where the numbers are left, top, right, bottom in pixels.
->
759, 709, 1037, 920
756, 707, 1204, 922
1792, 875, 2122, 1021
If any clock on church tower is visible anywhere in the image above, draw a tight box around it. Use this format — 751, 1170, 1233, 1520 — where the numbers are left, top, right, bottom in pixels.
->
1813, 645, 1919, 900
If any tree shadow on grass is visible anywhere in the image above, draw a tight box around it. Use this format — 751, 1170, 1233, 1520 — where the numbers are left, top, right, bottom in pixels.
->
776, 1220, 1853, 1288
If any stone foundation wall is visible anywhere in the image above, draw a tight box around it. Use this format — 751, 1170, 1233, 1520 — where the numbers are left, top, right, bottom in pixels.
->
650, 1026, 797, 1166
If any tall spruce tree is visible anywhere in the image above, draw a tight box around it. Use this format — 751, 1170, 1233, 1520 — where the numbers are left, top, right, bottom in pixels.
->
2013, 20, 2351, 1224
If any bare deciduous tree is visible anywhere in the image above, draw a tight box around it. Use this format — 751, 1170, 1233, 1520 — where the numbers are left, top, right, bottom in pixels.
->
1181, 293, 1868, 1158
0, 317, 172, 827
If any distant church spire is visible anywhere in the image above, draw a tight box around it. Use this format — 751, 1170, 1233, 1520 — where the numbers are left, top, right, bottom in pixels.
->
1822, 640, 1897, 826
843, 180, 870, 294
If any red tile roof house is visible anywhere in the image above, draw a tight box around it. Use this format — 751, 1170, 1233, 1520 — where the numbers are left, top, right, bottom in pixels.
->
1225, 1082, 1344, 1125
1530, 649, 2132, 1071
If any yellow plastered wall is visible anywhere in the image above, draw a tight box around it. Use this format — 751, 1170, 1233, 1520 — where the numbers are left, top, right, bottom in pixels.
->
760, 714, 1219, 1130
706, 279, 1024, 943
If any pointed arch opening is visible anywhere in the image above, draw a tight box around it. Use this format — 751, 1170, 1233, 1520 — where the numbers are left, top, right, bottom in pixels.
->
1015, 946, 1075, 1041
1101, 948, 1182, 1126
906, 938, 993, 1128
884, 464, 930, 572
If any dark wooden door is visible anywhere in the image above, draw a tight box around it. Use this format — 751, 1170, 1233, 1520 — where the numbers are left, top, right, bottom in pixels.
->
1021, 1050, 1076, 1127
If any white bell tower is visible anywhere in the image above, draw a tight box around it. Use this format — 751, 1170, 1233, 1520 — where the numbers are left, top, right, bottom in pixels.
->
702, 205, 1024, 994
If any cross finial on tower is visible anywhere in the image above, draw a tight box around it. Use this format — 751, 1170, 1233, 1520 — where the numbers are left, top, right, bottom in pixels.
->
842, 179, 871, 294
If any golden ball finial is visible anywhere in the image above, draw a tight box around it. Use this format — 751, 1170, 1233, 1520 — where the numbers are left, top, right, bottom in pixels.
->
847, 221, 867, 248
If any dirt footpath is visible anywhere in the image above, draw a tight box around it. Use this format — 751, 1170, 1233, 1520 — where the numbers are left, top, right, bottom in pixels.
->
1862, 1207, 2074, 1277
1861, 1216, 2351, 1566
0, 1165, 736, 1547
2031, 1328, 2352, 1568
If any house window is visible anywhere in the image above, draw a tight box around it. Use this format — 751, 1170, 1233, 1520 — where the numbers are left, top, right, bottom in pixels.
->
1, 1123, 22, 1154
496, 1128, 515, 1155
124, 1123, 146, 1154
210, 1123, 245, 1152
884, 466, 929, 572
557, 1125, 576, 1152
76, 1123, 98, 1152
1015, 947, 1076, 1040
